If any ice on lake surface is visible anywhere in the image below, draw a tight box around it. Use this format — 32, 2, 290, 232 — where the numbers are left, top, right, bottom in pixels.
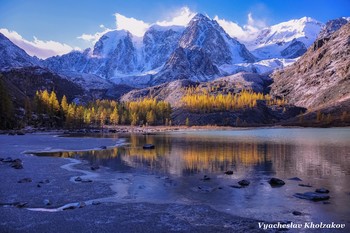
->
2, 128, 350, 224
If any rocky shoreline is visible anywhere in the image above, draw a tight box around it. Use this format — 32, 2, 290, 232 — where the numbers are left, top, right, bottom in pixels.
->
0, 124, 300, 136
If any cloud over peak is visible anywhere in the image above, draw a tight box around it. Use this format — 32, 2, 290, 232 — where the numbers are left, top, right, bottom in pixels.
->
115, 13, 150, 37
77, 25, 112, 44
156, 7, 196, 27
78, 6, 196, 44
214, 13, 267, 42
0, 28, 77, 59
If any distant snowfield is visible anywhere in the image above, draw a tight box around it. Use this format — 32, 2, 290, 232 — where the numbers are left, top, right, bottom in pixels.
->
219, 58, 298, 75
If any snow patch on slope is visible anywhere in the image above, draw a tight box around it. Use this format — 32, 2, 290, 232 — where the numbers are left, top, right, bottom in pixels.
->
220, 58, 298, 75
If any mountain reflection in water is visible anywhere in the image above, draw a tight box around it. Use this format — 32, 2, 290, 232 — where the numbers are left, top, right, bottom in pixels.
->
32, 128, 350, 224
34, 130, 350, 179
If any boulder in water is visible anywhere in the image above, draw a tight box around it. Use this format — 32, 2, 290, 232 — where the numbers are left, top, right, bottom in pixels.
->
269, 178, 285, 186
201, 175, 211, 181
238, 180, 250, 186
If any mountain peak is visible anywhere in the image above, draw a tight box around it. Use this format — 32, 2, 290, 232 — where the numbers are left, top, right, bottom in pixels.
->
318, 17, 349, 39
191, 13, 210, 22
249, 16, 324, 59
298, 16, 318, 23
0, 32, 38, 69
92, 29, 132, 57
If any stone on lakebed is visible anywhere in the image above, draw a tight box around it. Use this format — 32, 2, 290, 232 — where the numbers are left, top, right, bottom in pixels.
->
238, 180, 250, 186
268, 178, 285, 186
224, 170, 233, 175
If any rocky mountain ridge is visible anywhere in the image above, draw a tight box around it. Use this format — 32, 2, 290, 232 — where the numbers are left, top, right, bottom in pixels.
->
120, 72, 272, 106
1, 14, 331, 90
44, 14, 256, 87
271, 21, 350, 118
39, 14, 326, 88
0, 33, 39, 69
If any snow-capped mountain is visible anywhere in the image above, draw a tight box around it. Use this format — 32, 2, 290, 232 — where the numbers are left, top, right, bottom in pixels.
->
149, 13, 255, 85
178, 14, 255, 65
44, 49, 91, 73
2, 14, 335, 89
44, 14, 257, 87
142, 25, 184, 70
150, 46, 221, 85
0, 32, 39, 69
45, 30, 139, 79
44, 25, 185, 83
247, 17, 324, 59
93, 30, 139, 77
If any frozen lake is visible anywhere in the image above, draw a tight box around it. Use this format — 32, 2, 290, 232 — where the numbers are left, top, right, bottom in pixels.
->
21, 128, 350, 226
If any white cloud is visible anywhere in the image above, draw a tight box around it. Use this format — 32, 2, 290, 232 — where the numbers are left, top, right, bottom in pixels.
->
213, 16, 247, 39
115, 13, 150, 37
78, 25, 113, 44
0, 28, 76, 59
79, 7, 196, 42
246, 12, 266, 30
156, 6, 196, 27
78, 7, 267, 48
214, 13, 267, 42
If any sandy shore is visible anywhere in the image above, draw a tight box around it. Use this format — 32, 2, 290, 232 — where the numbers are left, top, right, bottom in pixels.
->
0, 133, 269, 233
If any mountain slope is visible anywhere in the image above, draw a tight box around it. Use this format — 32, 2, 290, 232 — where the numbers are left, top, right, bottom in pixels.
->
248, 17, 324, 59
150, 14, 255, 85
121, 72, 272, 107
44, 49, 91, 73
150, 46, 221, 85
93, 30, 138, 76
121, 72, 302, 126
142, 25, 184, 70
318, 17, 349, 39
0, 67, 85, 106
178, 14, 255, 65
0, 33, 39, 69
45, 30, 139, 79
271, 22, 350, 110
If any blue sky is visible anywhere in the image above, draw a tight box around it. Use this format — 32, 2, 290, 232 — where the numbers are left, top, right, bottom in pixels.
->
1, 0, 349, 58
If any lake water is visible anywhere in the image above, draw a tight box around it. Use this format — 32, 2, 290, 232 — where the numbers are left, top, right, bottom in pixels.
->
34, 128, 350, 226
